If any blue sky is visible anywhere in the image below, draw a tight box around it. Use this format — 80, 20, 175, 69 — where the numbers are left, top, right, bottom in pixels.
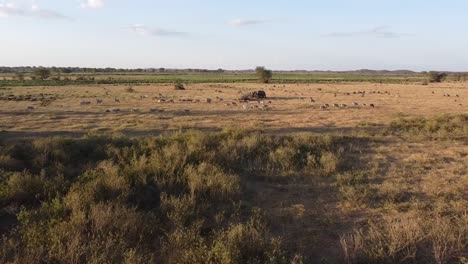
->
1, 0, 468, 71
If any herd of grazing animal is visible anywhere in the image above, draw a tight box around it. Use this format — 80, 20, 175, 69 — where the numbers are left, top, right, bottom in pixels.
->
21, 85, 464, 113
436, 91, 463, 106
316, 89, 382, 111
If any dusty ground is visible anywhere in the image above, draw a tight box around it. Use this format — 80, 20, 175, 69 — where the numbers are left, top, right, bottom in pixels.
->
0, 82, 466, 138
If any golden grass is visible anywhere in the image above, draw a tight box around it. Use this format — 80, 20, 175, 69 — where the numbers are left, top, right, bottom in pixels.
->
0, 81, 466, 263
0, 82, 466, 137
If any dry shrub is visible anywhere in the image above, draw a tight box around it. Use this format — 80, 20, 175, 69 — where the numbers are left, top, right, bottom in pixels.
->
160, 193, 197, 228
0, 130, 356, 263
185, 162, 240, 200
319, 151, 339, 175
429, 216, 467, 264
341, 212, 467, 264
0, 155, 25, 171
337, 171, 371, 209
388, 114, 468, 140
125, 86, 136, 93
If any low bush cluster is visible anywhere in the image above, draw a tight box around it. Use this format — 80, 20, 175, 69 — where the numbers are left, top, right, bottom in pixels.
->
0, 130, 346, 263
388, 114, 468, 140
341, 210, 467, 264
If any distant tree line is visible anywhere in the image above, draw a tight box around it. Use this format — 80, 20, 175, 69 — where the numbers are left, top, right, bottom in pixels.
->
0, 67, 226, 74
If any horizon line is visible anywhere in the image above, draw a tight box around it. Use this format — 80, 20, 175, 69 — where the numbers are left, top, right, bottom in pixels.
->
2, 66, 468, 73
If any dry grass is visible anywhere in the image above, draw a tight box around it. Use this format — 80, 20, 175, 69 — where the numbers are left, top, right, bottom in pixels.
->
0, 81, 466, 263
0, 82, 466, 137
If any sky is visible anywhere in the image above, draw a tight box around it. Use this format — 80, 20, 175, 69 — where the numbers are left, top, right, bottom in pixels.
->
1, 0, 468, 71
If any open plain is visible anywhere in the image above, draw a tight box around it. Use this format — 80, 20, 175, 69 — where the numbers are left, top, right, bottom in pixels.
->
1, 82, 466, 137
0, 77, 467, 263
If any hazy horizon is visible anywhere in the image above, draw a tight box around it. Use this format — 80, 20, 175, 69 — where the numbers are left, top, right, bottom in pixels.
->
2, 0, 468, 71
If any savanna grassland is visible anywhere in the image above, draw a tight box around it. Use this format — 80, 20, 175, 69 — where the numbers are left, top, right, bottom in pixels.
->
0, 72, 467, 264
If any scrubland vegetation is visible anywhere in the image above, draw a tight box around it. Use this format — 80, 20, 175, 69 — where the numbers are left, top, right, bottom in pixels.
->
0, 114, 466, 263
388, 114, 468, 140
0, 130, 345, 263
0, 71, 434, 87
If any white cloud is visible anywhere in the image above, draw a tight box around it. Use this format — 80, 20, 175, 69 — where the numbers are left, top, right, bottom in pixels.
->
227, 18, 269, 26
82, 0, 105, 9
322, 26, 411, 38
0, 1, 70, 19
129, 24, 188, 37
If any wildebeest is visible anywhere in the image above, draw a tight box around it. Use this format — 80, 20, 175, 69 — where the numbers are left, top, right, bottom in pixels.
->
241, 91, 267, 101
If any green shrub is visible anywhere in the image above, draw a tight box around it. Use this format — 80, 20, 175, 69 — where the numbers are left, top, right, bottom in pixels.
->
255, 66, 273, 83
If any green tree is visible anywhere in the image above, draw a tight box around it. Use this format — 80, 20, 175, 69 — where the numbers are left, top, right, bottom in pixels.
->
255, 66, 273, 83
34, 68, 51, 80
61, 68, 73, 74
428, 71, 447, 83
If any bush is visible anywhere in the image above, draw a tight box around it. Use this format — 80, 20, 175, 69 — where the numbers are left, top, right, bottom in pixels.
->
256, 66, 273, 83
388, 114, 468, 140
34, 68, 51, 80
0, 130, 355, 263
1, 172, 46, 206
174, 80, 186, 90
209, 215, 287, 264
125, 86, 136, 93
428, 71, 447, 83
185, 162, 240, 200
340, 212, 467, 263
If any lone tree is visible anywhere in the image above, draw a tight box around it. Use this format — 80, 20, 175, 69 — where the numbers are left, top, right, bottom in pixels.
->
255, 66, 273, 83
34, 68, 51, 80
428, 71, 447, 83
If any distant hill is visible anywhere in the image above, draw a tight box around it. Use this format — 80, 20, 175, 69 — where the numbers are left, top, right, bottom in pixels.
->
0, 66, 465, 75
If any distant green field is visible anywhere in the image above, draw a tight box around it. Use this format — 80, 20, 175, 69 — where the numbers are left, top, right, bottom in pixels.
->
0, 72, 431, 87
